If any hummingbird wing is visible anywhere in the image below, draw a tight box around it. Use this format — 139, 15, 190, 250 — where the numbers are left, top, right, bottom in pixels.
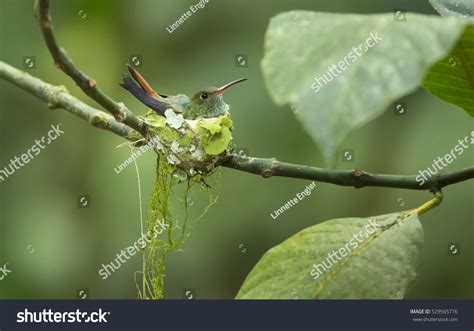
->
120, 76, 174, 116
120, 65, 178, 116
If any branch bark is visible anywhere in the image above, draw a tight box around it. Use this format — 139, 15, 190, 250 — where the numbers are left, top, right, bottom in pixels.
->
33, 0, 146, 136
0, 61, 137, 141
1, 60, 473, 190
223, 154, 474, 190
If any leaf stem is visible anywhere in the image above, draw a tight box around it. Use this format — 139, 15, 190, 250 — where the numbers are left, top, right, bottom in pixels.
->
414, 189, 444, 216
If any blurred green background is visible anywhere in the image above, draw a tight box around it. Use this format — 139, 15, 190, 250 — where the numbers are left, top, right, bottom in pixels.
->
0, 0, 472, 299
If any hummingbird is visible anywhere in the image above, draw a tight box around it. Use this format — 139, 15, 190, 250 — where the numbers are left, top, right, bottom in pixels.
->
120, 64, 246, 120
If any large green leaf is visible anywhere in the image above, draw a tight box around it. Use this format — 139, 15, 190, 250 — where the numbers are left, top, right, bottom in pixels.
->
261, 12, 470, 162
236, 211, 423, 299
429, 0, 474, 21
421, 1, 474, 116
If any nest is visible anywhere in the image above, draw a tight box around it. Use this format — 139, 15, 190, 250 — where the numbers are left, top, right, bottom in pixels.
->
141, 110, 233, 180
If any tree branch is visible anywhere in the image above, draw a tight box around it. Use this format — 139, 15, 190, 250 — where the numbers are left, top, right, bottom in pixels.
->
33, 0, 146, 136
1, 61, 473, 190
0, 61, 137, 141
5, 0, 474, 192
222, 154, 474, 190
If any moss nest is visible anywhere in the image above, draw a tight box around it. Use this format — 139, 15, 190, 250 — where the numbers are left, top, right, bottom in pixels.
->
141, 110, 233, 179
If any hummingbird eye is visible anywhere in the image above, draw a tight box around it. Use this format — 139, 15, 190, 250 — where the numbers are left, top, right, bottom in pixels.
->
200, 93, 208, 100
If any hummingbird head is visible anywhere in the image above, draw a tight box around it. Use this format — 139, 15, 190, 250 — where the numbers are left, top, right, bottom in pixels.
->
189, 78, 246, 118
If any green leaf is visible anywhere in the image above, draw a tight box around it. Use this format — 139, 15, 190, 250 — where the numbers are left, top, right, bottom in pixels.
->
199, 120, 222, 134
261, 12, 470, 162
429, 0, 474, 21
423, 26, 474, 116
236, 211, 423, 299
204, 126, 232, 155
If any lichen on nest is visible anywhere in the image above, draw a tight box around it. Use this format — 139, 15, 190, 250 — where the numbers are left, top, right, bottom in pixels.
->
140, 109, 233, 180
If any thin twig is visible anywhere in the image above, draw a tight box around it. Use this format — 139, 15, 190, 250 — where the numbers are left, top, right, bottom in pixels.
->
130, 144, 146, 300
34, 0, 146, 135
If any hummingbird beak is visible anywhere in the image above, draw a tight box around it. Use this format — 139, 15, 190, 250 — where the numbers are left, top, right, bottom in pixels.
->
213, 78, 247, 95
